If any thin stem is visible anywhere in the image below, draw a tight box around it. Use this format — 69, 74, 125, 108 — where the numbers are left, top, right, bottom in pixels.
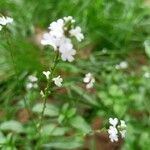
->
38, 51, 59, 130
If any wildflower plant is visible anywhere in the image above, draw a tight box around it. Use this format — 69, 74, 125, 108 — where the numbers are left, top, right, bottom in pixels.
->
108, 118, 127, 142
39, 16, 85, 129
38, 16, 127, 146
0, 15, 128, 149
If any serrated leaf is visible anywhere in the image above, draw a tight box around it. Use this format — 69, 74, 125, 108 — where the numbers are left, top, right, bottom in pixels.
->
44, 136, 83, 149
0, 120, 24, 133
41, 124, 68, 136
70, 116, 91, 134
32, 103, 58, 117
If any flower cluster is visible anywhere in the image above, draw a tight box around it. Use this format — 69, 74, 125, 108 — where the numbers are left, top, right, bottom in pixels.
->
26, 75, 38, 90
0, 16, 13, 31
115, 61, 128, 70
108, 118, 127, 142
83, 73, 95, 89
43, 71, 63, 87
41, 16, 84, 62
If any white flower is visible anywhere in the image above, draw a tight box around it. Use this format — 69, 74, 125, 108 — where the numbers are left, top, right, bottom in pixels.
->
86, 78, 95, 89
115, 61, 128, 70
109, 118, 118, 127
28, 75, 38, 82
144, 72, 150, 78
26, 83, 33, 90
58, 38, 76, 62
108, 126, 118, 142
64, 16, 75, 23
59, 38, 73, 53
41, 32, 58, 50
118, 120, 127, 138
0, 16, 13, 26
70, 26, 84, 42
120, 120, 126, 128
83, 73, 92, 83
48, 19, 64, 38
41, 17, 84, 62
52, 75, 63, 87
43, 71, 51, 79
108, 118, 127, 142
61, 49, 76, 62
83, 73, 95, 89
26, 75, 38, 90
5, 17, 13, 24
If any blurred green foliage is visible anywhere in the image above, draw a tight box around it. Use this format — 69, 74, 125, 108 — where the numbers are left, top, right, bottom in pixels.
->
0, 0, 150, 149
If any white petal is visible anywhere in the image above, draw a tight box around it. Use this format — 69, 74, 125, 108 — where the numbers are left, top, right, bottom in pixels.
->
43, 71, 51, 79
109, 118, 118, 127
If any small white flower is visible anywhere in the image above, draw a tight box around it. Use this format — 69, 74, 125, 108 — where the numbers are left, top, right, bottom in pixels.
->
115, 61, 128, 70
144, 72, 150, 78
120, 120, 126, 128
48, 19, 64, 38
5, 17, 13, 24
108, 118, 127, 142
109, 118, 118, 127
41, 32, 58, 50
28, 75, 38, 82
26, 75, 38, 90
120, 61, 128, 69
118, 120, 127, 138
120, 130, 126, 138
43, 71, 51, 79
86, 78, 95, 89
61, 49, 76, 62
52, 75, 63, 87
59, 38, 73, 53
26, 83, 33, 90
102, 48, 107, 54
0, 16, 13, 26
83, 73, 95, 89
64, 16, 75, 23
108, 126, 118, 142
70, 26, 84, 42
83, 73, 92, 83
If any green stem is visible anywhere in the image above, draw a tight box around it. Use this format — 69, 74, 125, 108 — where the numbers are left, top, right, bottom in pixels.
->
38, 51, 59, 130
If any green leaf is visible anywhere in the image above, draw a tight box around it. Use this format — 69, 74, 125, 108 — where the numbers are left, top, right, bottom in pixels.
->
70, 116, 91, 134
41, 124, 68, 136
71, 85, 99, 106
109, 85, 123, 97
144, 40, 150, 58
32, 103, 59, 117
0, 132, 6, 146
44, 136, 84, 149
0, 120, 24, 133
